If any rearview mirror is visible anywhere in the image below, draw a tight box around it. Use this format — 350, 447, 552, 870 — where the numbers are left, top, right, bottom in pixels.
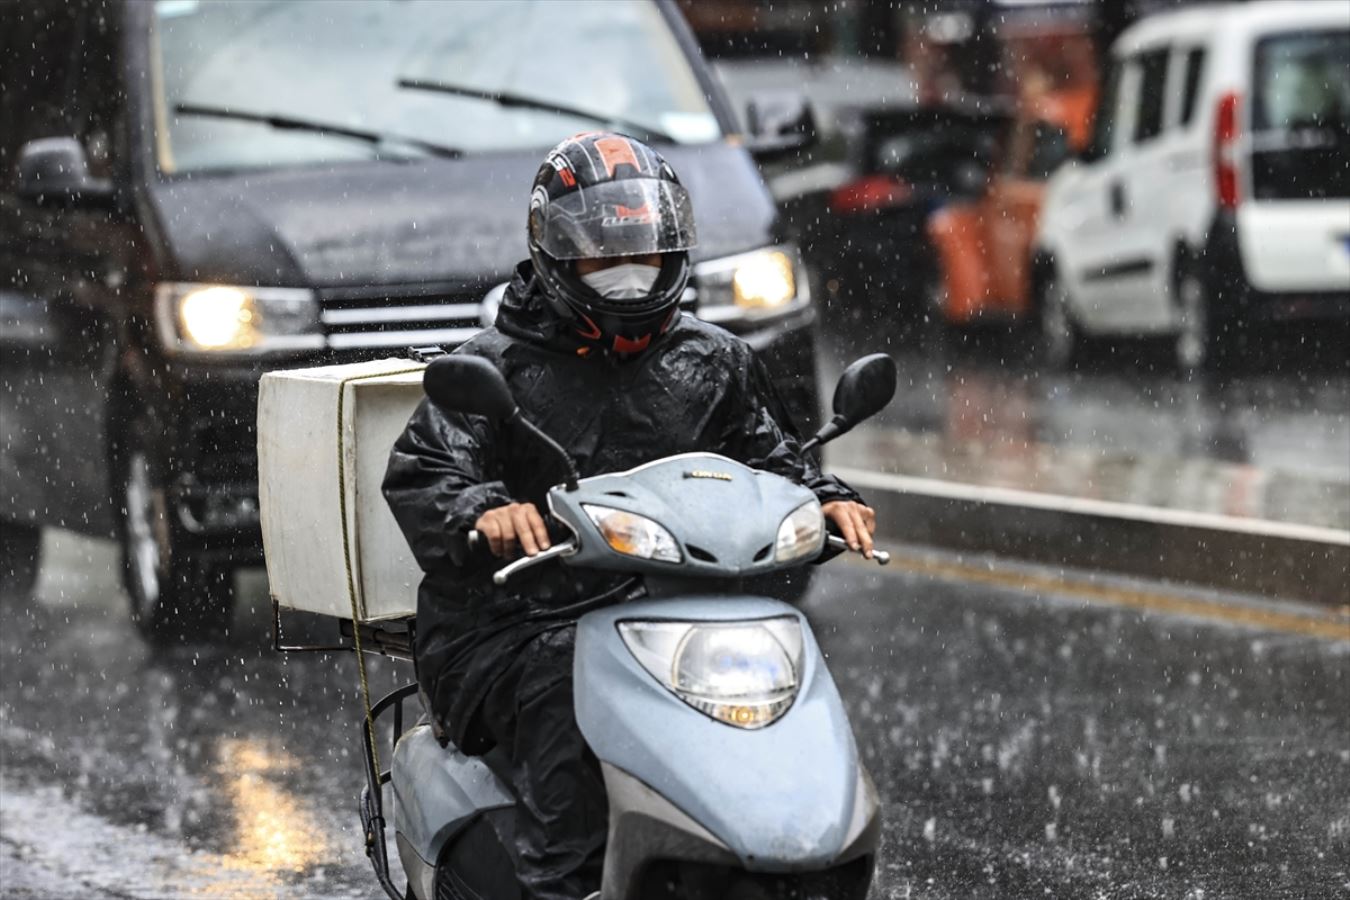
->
832, 353, 897, 425
745, 93, 817, 162
801, 354, 897, 452
423, 355, 517, 421
14, 137, 115, 208
423, 354, 581, 490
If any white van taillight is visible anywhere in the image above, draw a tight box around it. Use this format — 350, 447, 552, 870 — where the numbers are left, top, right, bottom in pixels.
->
1213, 92, 1242, 209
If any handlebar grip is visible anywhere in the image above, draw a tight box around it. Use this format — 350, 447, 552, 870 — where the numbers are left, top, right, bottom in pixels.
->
491, 540, 578, 586
825, 534, 889, 566
464, 528, 499, 568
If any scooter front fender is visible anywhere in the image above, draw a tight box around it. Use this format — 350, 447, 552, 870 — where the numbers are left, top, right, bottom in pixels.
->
575, 596, 879, 873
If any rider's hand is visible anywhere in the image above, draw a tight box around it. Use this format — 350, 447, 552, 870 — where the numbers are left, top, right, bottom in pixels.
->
822, 500, 877, 559
474, 502, 551, 558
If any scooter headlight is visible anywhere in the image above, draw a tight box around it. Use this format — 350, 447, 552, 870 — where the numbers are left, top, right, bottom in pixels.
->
618, 618, 804, 729
583, 505, 681, 563
775, 500, 825, 563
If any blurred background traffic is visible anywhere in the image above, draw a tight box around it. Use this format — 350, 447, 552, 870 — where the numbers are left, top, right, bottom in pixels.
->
3, 0, 1346, 613
680, 0, 1349, 530
1, 1, 1347, 896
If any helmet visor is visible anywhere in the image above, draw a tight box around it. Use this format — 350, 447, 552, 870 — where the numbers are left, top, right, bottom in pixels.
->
532, 179, 698, 261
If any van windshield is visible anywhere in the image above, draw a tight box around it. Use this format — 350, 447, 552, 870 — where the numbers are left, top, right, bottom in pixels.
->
1250, 29, 1350, 200
150, 0, 722, 174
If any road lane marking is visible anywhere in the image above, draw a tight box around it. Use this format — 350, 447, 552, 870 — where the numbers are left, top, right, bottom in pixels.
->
867, 549, 1350, 642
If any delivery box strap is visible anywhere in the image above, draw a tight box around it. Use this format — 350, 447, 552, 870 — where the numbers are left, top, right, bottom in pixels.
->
336, 365, 426, 776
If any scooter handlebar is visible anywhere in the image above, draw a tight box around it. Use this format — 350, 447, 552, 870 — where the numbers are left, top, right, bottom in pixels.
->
467, 530, 578, 586
467, 532, 888, 584
826, 534, 890, 565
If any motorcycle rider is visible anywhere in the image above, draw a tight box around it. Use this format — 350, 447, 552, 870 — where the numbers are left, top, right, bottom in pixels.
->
383, 132, 876, 900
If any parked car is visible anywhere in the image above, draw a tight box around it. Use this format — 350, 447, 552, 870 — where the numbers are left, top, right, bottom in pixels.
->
0, 0, 820, 641
926, 11, 1098, 330
1034, 1, 1350, 369
813, 105, 1006, 324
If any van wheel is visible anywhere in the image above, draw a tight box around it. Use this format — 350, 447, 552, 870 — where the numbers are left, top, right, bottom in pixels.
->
1174, 254, 1215, 372
1036, 268, 1079, 370
118, 421, 232, 645
0, 521, 42, 599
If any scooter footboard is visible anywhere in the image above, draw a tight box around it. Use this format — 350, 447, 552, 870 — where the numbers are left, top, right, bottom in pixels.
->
392, 724, 516, 900
574, 596, 880, 897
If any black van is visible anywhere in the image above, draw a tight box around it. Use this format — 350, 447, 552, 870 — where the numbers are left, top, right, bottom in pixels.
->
0, 0, 820, 641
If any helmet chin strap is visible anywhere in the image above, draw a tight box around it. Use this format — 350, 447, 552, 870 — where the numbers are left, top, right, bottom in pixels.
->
573, 311, 602, 341
611, 332, 652, 354
605, 307, 680, 357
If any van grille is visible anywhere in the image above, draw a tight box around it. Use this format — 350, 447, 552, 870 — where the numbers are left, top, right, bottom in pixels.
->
317, 283, 487, 351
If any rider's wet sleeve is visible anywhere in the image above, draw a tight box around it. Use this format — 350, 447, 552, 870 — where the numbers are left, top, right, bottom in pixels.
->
383, 398, 513, 572
721, 349, 862, 508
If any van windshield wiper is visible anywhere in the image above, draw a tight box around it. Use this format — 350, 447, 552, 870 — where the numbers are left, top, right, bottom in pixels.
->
173, 103, 464, 159
396, 78, 676, 145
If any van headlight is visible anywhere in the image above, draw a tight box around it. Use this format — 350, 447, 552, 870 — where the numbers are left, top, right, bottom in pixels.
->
694, 246, 805, 318
582, 505, 681, 563
776, 500, 825, 562
155, 283, 322, 355
618, 617, 804, 729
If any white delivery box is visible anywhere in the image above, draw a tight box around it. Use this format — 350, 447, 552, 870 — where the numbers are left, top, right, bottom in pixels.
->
258, 358, 428, 622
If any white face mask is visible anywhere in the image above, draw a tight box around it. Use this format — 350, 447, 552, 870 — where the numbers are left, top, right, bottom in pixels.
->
580, 262, 660, 300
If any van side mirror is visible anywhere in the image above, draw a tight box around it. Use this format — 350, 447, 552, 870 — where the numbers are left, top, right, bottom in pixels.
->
745, 93, 817, 162
14, 137, 115, 208
801, 353, 897, 453
424, 355, 517, 421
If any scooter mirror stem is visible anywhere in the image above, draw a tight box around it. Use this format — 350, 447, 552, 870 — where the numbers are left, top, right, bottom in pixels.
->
801, 354, 896, 455
508, 410, 580, 491
799, 415, 848, 455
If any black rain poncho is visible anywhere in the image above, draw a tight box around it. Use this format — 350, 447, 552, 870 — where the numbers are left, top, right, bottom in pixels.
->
383, 260, 859, 746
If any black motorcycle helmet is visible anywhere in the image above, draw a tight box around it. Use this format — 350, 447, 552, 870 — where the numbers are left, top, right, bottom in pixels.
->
528, 132, 697, 355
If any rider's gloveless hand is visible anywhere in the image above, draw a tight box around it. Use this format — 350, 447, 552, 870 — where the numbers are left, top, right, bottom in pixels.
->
822, 500, 877, 559
475, 502, 551, 558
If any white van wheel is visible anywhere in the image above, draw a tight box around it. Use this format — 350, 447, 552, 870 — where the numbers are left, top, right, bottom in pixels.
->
1038, 270, 1078, 369
1174, 257, 1211, 372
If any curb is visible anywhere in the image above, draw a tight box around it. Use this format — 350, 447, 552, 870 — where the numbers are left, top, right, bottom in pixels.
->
833, 467, 1350, 609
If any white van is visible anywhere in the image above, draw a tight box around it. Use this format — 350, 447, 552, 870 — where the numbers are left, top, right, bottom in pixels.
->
1034, 2, 1349, 369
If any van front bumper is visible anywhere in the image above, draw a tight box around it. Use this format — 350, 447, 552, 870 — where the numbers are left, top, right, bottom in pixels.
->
146, 362, 270, 561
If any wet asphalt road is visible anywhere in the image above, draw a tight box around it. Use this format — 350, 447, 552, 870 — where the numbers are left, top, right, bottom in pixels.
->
816, 318, 1350, 531
2, 531, 1347, 899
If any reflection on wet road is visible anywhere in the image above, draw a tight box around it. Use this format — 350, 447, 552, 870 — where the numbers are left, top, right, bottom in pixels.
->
0, 534, 395, 899
3, 531, 1346, 898
818, 322, 1350, 530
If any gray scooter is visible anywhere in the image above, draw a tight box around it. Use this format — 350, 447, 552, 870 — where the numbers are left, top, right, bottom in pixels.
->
361, 353, 897, 900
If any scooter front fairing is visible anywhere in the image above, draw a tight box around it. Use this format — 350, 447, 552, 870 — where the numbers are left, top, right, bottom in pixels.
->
575, 595, 880, 898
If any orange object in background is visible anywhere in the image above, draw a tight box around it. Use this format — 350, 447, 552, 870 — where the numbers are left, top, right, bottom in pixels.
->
928, 28, 1098, 326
